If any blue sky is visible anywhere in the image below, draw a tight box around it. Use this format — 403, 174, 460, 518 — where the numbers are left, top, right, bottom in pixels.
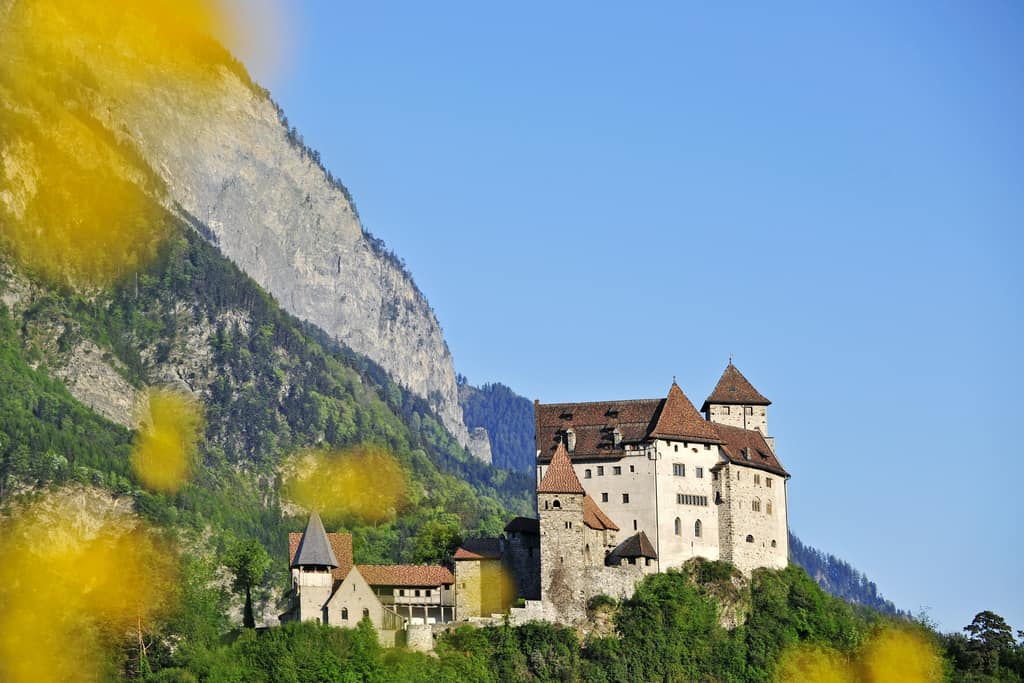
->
232, 1, 1023, 633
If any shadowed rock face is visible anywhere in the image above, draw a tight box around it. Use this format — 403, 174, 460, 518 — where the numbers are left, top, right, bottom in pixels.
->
113, 69, 475, 453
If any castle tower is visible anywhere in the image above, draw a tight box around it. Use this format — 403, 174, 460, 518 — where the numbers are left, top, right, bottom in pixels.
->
292, 511, 339, 624
701, 362, 773, 449
537, 440, 586, 622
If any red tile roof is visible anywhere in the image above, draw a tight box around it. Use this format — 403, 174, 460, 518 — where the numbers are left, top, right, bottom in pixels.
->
537, 441, 586, 494
712, 422, 788, 476
453, 538, 504, 560
649, 383, 721, 443
355, 564, 455, 587
701, 363, 770, 411
582, 495, 619, 531
536, 383, 724, 462
289, 531, 353, 582
536, 397, 663, 460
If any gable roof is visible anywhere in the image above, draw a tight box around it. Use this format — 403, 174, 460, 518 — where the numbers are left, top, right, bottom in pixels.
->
609, 531, 658, 560
712, 422, 788, 476
701, 363, 770, 411
355, 564, 455, 587
291, 512, 339, 568
649, 382, 722, 443
289, 530, 353, 582
453, 537, 504, 561
537, 440, 586, 494
582, 495, 619, 531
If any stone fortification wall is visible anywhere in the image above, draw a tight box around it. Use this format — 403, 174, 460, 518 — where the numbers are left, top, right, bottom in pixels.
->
406, 624, 434, 652
716, 463, 788, 573
505, 533, 541, 601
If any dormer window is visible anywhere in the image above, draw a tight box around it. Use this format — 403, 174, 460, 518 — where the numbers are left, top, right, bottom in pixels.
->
613, 428, 622, 446
566, 429, 577, 452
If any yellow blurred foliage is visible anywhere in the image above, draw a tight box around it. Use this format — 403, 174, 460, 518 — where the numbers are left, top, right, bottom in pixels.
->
775, 645, 856, 683
859, 627, 943, 683
283, 446, 409, 525
0, 0, 244, 287
131, 388, 205, 494
0, 489, 179, 683
776, 627, 943, 683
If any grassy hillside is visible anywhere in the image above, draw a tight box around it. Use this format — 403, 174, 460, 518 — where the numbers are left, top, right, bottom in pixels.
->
0, 219, 533, 567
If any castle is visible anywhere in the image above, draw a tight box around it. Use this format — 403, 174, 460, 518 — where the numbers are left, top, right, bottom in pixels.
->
283, 362, 790, 634
513, 362, 790, 623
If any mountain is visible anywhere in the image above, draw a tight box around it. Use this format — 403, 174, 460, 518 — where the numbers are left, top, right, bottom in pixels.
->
0, 0, 483, 459
458, 379, 536, 472
789, 532, 906, 617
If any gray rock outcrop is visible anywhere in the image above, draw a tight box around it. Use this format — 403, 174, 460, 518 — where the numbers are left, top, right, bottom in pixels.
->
109, 70, 475, 453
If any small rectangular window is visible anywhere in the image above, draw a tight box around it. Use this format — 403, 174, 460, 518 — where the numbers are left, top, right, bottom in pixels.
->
601, 492, 609, 503
704, 443, 711, 450
399, 589, 405, 597
630, 465, 635, 472
415, 590, 421, 597
673, 463, 685, 477
754, 474, 761, 485
426, 590, 431, 597
633, 520, 638, 531
674, 444, 678, 452
745, 406, 753, 415
696, 467, 704, 479
622, 493, 630, 503
597, 466, 605, 476
613, 466, 622, 475
766, 477, 772, 488
584, 469, 592, 479
723, 406, 730, 415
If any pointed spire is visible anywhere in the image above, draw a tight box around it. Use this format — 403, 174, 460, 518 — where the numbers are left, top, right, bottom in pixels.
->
291, 511, 339, 568
650, 381, 721, 443
537, 440, 585, 494
701, 363, 770, 412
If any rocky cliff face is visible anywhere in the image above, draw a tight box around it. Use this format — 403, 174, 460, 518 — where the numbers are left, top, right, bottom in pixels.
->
106, 71, 475, 453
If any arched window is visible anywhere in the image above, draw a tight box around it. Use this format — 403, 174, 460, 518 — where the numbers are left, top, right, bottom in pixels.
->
694, 519, 702, 538
771, 540, 777, 548
341, 608, 349, 620
552, 499, 561, 509
745, 534, 754, 543
585, 544, 592, 563
766, 501, 773, 515
752, 498, 761, 513
674, 517, 681, 536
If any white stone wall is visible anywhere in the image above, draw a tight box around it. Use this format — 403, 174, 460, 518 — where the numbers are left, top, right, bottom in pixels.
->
326, 567, 387, 629
537, 449, 659, 539
717, 463, 788, 574
707, 404, 769, 435
294, 567, 333, 623
654, 439, 722, 568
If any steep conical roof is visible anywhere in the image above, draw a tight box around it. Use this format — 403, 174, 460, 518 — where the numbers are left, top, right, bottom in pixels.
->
701, 363, 770, 411
650, 382, 721, 443
291, 511, 339, 568
537, 440, 585, 494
